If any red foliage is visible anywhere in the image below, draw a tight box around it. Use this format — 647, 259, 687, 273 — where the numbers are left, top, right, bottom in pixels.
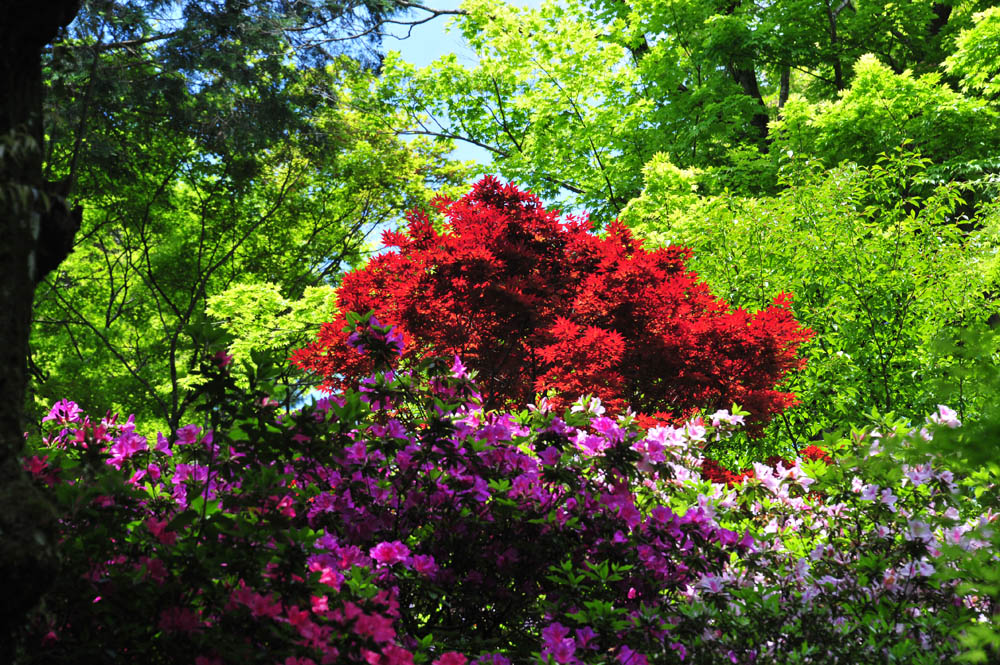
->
800, 445, 833, 465
700, 446, 833, 487
700, 459, 756, 487
292, 177, 813, 429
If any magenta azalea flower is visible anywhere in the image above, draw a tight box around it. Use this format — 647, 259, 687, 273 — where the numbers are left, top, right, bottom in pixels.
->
176, 424, 201, 445
43, 399, 82, 424
370, 540, 410, 566
433, 653, 467, 665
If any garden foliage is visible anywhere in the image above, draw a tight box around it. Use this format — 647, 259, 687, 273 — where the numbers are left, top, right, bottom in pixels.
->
626, 151, 1000, 457
17, 317, 1000, 663
292, 178, 812, 430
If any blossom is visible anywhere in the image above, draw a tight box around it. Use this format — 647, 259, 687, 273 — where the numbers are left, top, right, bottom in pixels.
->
541, 622, 575, 664
574, 431, 611, 457
433, 654, 467, 665
370, 541, 410, 566
213, 350, 233, 368
906, 519, 933, 544
904, 464, 933, 487
146, 517, 177, 546
697, 573, 725, 594
43, 399, 82, 424
591, 415, 624, 442
383, 646, 415, 665
247, 592, 282, 619
158, 607, 201, 634
412, 554, 438, 577
353, 612, 396, 643
618, 646, 648, 665
880, 488, 898, 511
154, 432, 172, 456
571, 396, 606, 416
899, 558, 935, 579
709, 409, 745, 428
176, 424, 202, 445
928, 405, 961, 428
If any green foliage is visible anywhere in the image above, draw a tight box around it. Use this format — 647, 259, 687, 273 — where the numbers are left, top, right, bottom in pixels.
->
618, 154, 701, 237
367, 0, 994, 221
374, 0, 651, 220
773, 54, 1000, 169
205, 283, 337, 390
30, 18, 474, 434
946, 7, 1000, 99
633, 151, 1000, 452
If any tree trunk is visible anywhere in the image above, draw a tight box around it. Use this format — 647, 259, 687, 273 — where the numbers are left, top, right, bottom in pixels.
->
730, 64, 770, 147
827, 0, 853, 91
779, 66, 790, 109
0, 0, 82, 653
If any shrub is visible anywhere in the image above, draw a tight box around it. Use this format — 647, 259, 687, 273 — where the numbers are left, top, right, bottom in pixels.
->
16, 317, 999, 664
292, 177, 812, 431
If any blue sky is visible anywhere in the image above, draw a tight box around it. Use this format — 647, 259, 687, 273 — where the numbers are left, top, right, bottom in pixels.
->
384, 0, 479, 69
381, 0, 544, 164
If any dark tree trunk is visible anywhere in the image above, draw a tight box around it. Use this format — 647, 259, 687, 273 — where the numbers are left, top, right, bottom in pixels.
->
778, 66, 790, 109
0, 0, 82, 654
827, 0, 853, 90
928, 3, 952, 37
721, 1, 769, 148
729, 64, 770, 147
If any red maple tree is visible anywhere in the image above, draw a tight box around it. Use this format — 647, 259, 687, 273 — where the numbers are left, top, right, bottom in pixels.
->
292, 177, 812, 429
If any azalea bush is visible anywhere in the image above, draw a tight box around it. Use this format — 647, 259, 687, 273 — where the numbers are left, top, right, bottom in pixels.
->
15, 314, 1000, 664
292, 177, 812, 431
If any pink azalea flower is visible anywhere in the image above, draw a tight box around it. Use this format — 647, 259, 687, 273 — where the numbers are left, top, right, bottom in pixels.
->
929, 404, 961, 428
354, 612, 396, 644
176, 424, 201, 445
154, 432, 172, 456
370, 540, 410, 566
158, 607, 201, 634
433, 654, 468, 665
43, 399, 82, 424
619, 646, 649, 665
384, 645, 415, 665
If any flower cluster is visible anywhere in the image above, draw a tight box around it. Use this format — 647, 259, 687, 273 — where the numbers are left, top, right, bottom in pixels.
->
17, 341, 999, 664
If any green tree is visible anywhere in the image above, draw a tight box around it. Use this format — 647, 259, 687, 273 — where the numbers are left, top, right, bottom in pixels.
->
945, 6, 1000, 100
32, 52, 471, 434
624, 151, 1000, 456
772, 54, 1000, 178
366, 0, 992, 221
24, 0, 475, 434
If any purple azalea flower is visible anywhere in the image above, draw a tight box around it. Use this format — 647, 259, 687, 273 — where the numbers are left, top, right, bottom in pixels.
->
155, 432, 173, 456
176, 424, 201, 446
43, 399, 82, 425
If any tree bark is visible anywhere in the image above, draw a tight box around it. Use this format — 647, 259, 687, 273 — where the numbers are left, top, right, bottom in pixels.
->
778, 66, 790, 109
827, 0, 853, 90
0, 0, 82, 654
729, 64, 770, 146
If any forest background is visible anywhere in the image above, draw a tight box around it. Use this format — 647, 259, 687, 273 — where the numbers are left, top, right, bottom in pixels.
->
23, 0, 1000, 457
3, 0, 1000, 661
